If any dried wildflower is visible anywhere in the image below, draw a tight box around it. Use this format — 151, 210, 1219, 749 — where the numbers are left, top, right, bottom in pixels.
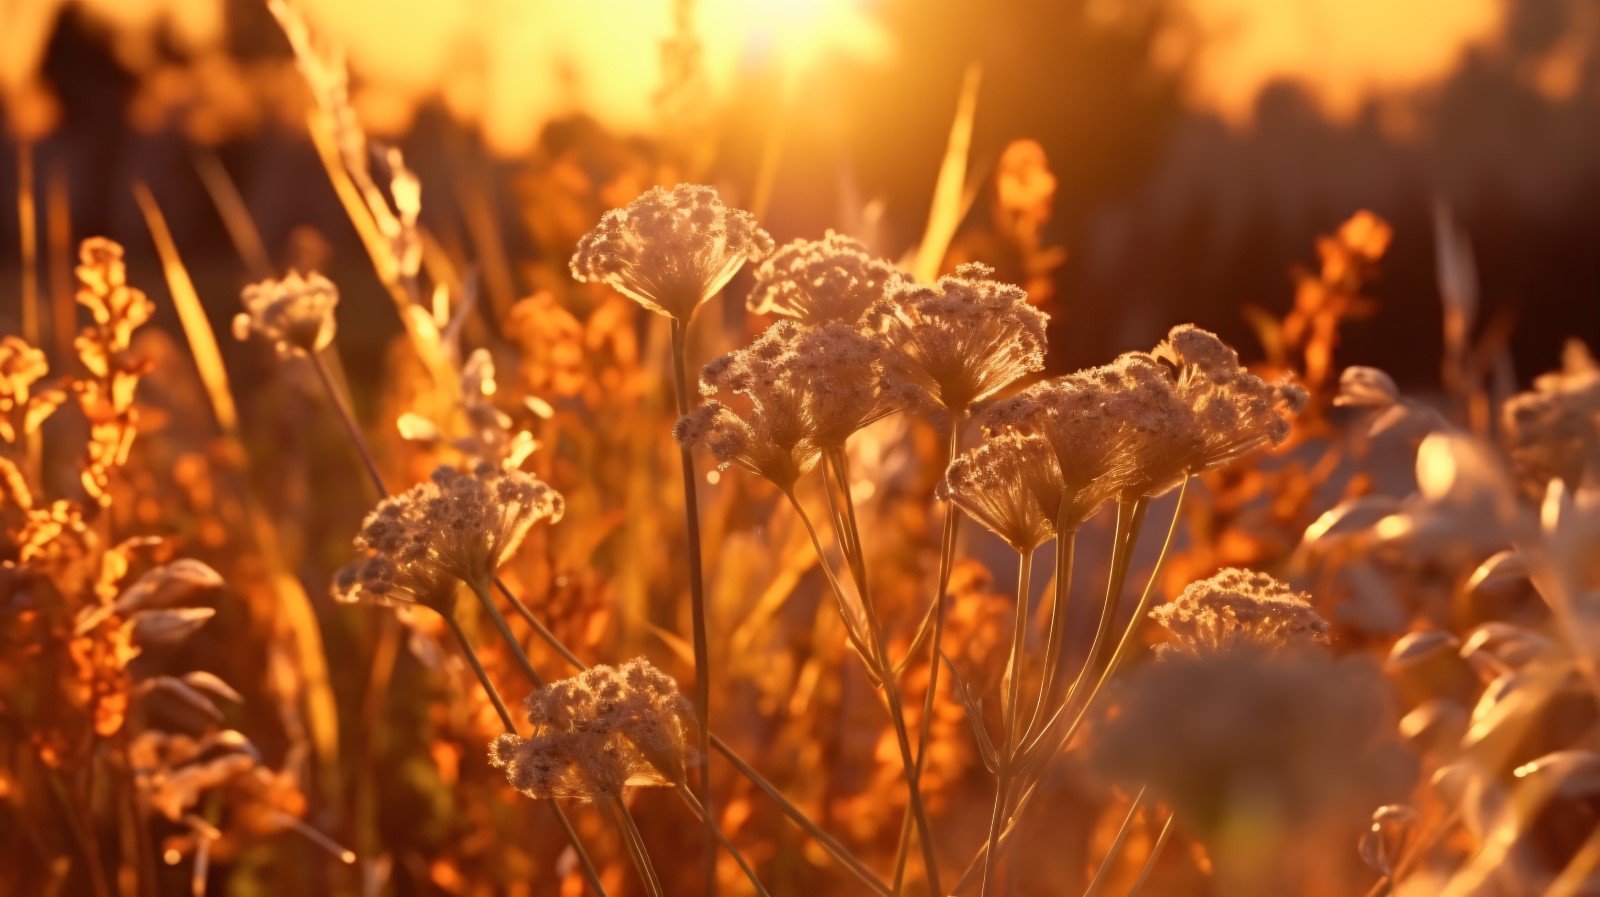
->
679, 320, 906, 489
1501, 339, 1600, 495
1151, 568, 1331, 654
982, 353, 1192, 516
334, 464, 563, 610
569, 184, 773, 322
1153, 324, 1308, 473
397, 350, 541, 470
233, 271, 339, 358
490, 658, 694, 801
872, 263, 1048, 418
0, 337, 65, 445
1093, 648, 1405, 835
747, 230, 896, 324
942, 430, 1064, 551
71, 238, 154, 505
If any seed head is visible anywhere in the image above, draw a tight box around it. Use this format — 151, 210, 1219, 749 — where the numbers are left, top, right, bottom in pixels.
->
747, 230, 896, 324
680, 320, 907, 489
1150, 567, 1331, 655
1153, 324, 1308, 473
569, 184, 773, 322
942, 430, 1064, 551
490, 658, 695, 801
982, 353, 1194, 518
233, 271, 339, 358
872, 263, 1049, 418
333, 464, 563, 610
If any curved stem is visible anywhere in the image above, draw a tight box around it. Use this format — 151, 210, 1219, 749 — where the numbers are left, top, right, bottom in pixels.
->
669, 316, 715, 895
1025, 479, 1188, 767
468, 579, 543, 686
1127, 812, 1174, 897
895, 451, 962, 892
1082, 788, 1145, 897
1025, 532, 1074, 742
824, 448, 942, 896
438, 612, 607, 896
309, 351, 387, 495
675, 783, 773, 897
611, 797, 665, 897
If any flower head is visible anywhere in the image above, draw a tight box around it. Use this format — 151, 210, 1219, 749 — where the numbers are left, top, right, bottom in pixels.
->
679, 320, 907, 489
490, 658, 695, 801
942, 430, 1064, 552
1150, 567, 1331, 655
233, 271, 339, 358
747, 230, 896, 324
982, 353, 1194, 519
1500, 339, 1600, 496
1152, 324, 1308, 473
872, 263, 1048, 418
333, 464, 563, 610
569, 184, 773, 322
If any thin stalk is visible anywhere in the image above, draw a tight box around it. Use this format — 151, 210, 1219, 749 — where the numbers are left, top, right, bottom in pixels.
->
962, 482, 1190, 893
1082, 788, 1145, 897
825, 448, 942, 895
981, 546, 1033, 897
894, 425, 963, 893
1126, 813, 1174, 897
669, 316, 715, 895
610, 797, 666, 897
784, 491, 876, 665
438, 612, 607, 896
309, 351, 388, 495
1025, 532, 1074, 740
1044, 500, 1143, 750
1003, 550, 1034, 752
469, 579, 542, 685
675, 783, 774, 897
1024, 479, 1188, 765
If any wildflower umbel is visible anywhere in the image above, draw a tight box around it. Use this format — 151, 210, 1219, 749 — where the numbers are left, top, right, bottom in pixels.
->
233, 271, 340, 358
490, 658, 695, 801
569, 184, 773, 322
872, 262, 1049, 418
333, 464, 563, 611
1150, 567, 1331, 654
981, 354, 1191, 525
747, 230, 897, 324
942, 429, 1064, 552
1152, 324, 1309, 473
678, 320, 908, 489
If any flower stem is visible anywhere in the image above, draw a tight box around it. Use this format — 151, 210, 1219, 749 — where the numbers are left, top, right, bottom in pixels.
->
437, 611, 607, 896
675, 783, 773, 897
1081, 787, 1145, 897
823, 448, 942, 896
668, 317, 715, 895
894, 425, 963, 893
980, 546, 1033, 897
1025, 532, 1074, 740
309, 350, 388, 495
1127, 812, 1174, 896
610, 797, 665, 897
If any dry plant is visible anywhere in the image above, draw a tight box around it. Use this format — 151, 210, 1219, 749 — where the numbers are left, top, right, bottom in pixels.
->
5, 8, 1600, 897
